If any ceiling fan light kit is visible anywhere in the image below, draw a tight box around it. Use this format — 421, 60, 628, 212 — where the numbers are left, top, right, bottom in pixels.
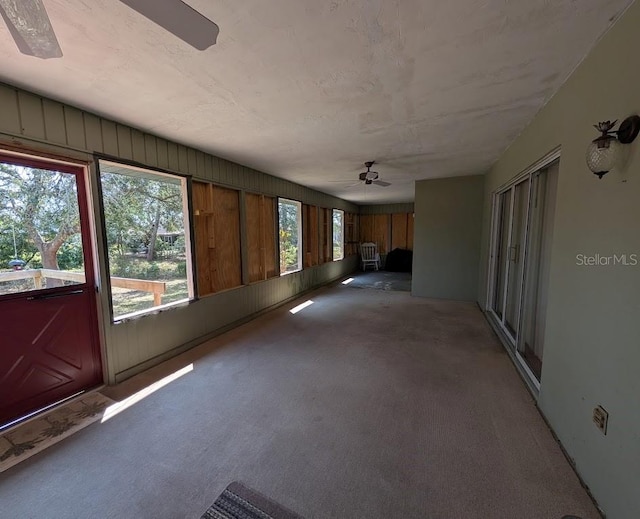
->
358, 161, 391, 187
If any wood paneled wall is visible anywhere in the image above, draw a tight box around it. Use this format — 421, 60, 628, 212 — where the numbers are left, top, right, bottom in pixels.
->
407, 214, 414, 250
319, 208, 332, 263
193, 182, 242, 295
245, 193, 278, 283
303, 204, 319, 268
344, 212, 358, 256
359, 214, 391, 254
391, 213, 415, 250
359, 212, 414, 252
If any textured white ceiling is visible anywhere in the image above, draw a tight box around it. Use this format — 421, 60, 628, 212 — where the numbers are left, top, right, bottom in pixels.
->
0, 0, 633, 203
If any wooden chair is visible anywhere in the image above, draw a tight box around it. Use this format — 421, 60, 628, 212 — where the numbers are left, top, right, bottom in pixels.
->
360, 242, 380, 271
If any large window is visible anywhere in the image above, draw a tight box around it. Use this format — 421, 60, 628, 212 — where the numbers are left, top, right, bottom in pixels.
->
278, 198, 302, 274
98, 160, 193, 320
332, 209, 344, 261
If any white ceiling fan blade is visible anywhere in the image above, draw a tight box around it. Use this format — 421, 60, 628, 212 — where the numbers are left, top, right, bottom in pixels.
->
0, 0, 62, 59
327, 179, 363, 186
119, 0, 219, 50
372, 180, 391, 187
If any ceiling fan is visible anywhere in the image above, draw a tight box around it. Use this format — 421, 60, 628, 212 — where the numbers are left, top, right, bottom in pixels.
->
0, 0, 219, 60
358, 161, 391, 187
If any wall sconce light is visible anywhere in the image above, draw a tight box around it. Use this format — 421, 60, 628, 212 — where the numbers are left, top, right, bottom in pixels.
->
586, 115, 640, 178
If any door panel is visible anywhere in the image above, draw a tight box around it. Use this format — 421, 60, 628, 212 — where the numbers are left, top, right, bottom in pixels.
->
0, 288, 100, 423
518, 163, 559, 380
492, 190, 511, 318
0, 155, 101, 426
505, 178, 530, 335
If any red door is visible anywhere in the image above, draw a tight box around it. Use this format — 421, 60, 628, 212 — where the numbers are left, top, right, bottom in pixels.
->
0, 154, 102, 426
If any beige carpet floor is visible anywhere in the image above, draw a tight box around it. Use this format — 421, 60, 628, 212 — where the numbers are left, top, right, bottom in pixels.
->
0, 275, 599, 518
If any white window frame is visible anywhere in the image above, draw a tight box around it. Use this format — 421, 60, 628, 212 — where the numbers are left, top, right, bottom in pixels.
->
332, 209, 344, 261
278, 198, 303, 275
97, 159, 195, 322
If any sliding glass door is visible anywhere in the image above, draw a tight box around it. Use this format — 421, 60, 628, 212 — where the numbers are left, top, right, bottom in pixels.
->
492, 189, 511, 320
517, 163, 558, 380
488, 159, 559, 384
504, 178, 530, 337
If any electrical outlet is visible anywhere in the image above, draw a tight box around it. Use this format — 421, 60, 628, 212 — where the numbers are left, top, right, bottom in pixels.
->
593, 405, 608, 434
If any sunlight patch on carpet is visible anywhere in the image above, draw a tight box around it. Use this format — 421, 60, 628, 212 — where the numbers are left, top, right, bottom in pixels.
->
101, 363, 193, 423
289, 300, 313, 314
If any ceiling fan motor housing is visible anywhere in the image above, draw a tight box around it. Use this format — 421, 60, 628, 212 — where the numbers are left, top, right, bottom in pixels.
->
359, 171, 379, 181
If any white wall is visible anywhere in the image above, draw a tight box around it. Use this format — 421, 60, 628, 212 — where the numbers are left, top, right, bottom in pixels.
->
478, 3, 640, 517
0, 83, 358, 384
412, 175, 484, 301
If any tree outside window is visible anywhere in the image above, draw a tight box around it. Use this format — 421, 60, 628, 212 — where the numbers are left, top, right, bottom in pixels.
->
333, 209, 344, 261
0, 162, 84, 295
278, 198, 302, 274
98, 160, 193, 320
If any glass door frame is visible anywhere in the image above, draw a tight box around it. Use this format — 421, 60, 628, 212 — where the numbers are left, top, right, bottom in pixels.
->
0, 148, 104, 424
487, 179, 531, 344
485, 148, 561, 390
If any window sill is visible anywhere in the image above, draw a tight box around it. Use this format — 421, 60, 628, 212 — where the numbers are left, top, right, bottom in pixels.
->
280, 268, 302, 277
112, 298, 192, 323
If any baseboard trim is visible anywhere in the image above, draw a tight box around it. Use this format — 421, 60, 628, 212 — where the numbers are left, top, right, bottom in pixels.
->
478, 304, 604, 518
480, 307, 540, 397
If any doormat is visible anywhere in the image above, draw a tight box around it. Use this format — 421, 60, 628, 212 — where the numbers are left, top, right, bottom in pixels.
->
0, 392, 114, 473
202, 481, 304, 519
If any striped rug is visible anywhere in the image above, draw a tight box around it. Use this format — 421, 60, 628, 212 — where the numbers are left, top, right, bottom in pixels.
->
202, 482, 303, 519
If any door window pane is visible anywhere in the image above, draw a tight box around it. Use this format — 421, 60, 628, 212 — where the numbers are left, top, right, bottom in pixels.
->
0, 162, 85, 296
98, 160, 193, 320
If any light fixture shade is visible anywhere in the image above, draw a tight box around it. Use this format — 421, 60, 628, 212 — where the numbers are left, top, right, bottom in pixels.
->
586, 136, 623, 178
